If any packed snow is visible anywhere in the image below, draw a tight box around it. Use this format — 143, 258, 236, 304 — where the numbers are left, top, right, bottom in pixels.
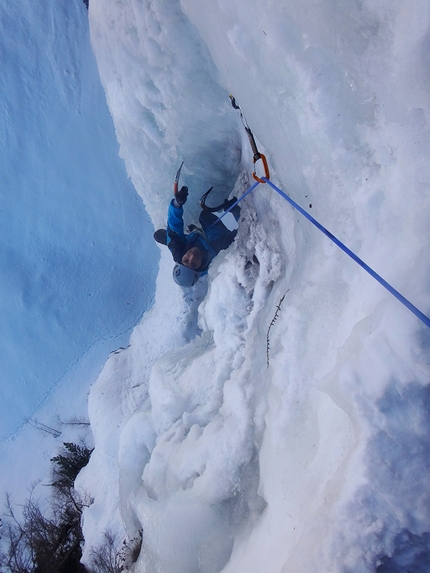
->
3, 0, 430, 571
0, 0, 157, 442
0, 0, 159, 522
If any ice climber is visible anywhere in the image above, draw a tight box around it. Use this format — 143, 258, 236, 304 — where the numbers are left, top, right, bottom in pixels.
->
165, 185, 240, 287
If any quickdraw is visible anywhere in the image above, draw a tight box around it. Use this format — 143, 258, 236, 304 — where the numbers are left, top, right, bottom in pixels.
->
230, 95, 270, 183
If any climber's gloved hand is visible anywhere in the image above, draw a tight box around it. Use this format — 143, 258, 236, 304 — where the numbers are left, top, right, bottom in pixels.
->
175, 186, 188, 206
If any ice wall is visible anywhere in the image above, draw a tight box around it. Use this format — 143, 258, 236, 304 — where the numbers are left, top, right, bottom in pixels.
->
88, 0, 242, 229
79, 0, 430, 571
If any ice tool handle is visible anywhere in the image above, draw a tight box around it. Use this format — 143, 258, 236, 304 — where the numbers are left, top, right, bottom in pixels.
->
230, 95, 270, 184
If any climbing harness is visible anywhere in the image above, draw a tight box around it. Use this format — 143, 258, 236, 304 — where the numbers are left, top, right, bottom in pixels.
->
220, 95, 430, 330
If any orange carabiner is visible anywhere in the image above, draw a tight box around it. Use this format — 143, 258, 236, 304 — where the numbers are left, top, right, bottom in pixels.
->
252, 153, 270, 183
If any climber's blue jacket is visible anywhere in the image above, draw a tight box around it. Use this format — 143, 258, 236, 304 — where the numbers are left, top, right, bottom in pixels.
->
167, 199, 237, 273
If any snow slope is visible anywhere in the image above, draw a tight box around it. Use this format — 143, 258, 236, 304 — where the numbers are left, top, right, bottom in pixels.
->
77, 0, 430, 571
0, 0, 157, 441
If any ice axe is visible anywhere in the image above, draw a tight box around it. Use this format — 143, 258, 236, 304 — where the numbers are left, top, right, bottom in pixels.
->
173, 161, 184, 195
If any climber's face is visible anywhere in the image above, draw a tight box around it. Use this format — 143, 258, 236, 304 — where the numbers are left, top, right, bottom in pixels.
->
182, 247, 203, 270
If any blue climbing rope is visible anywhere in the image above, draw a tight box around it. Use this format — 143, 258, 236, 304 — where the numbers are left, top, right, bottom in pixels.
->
262, 178, 430, 329
216, 177, 430, 329
211, 180, 260, 225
